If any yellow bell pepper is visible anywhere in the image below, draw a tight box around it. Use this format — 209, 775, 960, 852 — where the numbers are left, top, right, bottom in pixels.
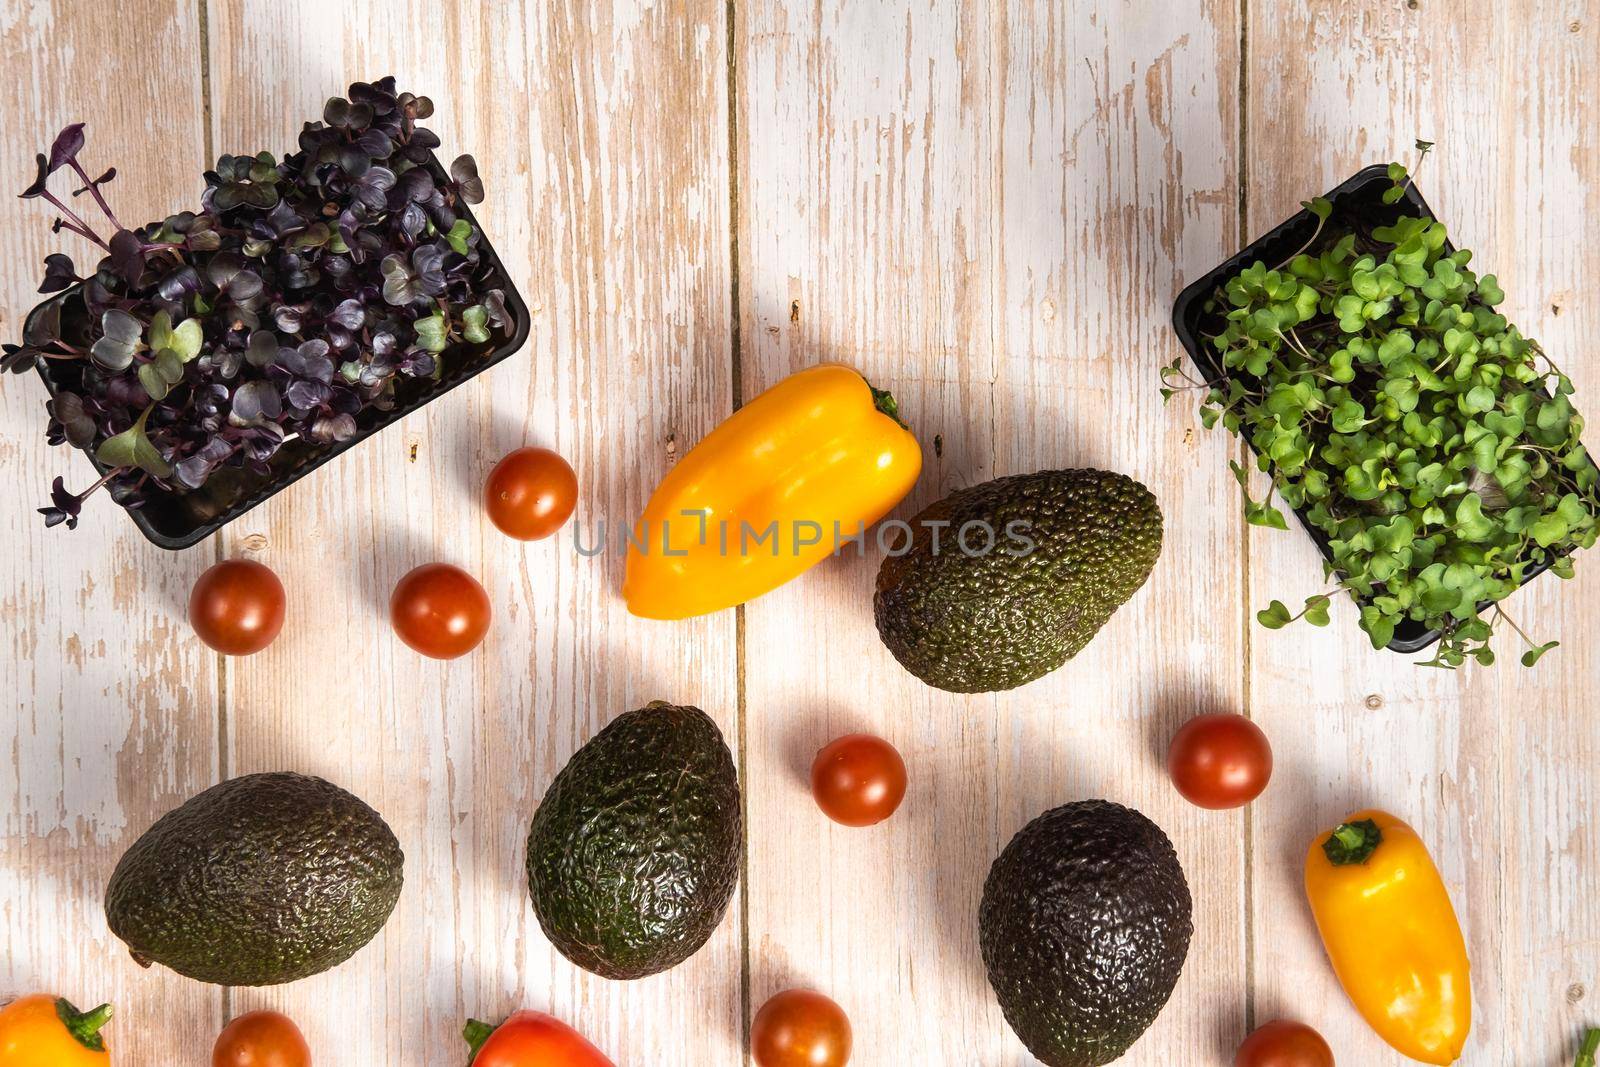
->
1304, 809, 1471, 1064
624, 363, 922, 619
0, 995, 112, 1067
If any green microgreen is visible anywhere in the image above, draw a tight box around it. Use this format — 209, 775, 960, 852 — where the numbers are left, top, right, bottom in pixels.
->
1164, 152, 1597, 668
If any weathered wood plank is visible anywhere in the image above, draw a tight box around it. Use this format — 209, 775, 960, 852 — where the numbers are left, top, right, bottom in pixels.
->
0, 1, 221, 1062
1246, 3, 1600, 1063
737, 3, 1246, 1063
206, 1, 739, 1063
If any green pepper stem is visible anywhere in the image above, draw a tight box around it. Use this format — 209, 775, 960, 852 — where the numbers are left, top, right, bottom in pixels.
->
1322, 818, 1383, 866
55, 999, 113, 1052
1576, 1027, 1600, 1067
463, 1019, 497, 1064
866, 382, 911, 431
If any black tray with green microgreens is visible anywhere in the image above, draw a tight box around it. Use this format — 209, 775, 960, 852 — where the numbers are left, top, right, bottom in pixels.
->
4, 76, 529, 550
1166, 150, 1597, 667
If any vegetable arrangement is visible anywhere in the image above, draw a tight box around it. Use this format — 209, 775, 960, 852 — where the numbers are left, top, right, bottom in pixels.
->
7, 78, 512, 536
1164, 153, 1598, 667
7, 76, 1588, 1067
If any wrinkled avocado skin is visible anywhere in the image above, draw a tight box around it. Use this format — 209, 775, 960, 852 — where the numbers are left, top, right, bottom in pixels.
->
104, 772, 404, 986
979, 800, 1193, 1067
526, 701, 742, 980
874, 469, 1162, 693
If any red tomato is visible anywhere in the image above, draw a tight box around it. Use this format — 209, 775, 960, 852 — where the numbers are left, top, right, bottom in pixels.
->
485, 447, 578, 541
389, 563, 491, 659
1235, 1019, 1334, 1067
466, 1011, 613, 1067
751, 989, 852, 1067
1167, 712, 1273, 809
188, 560, 286, 656
212, 1011, 310, 1067
810, 734, 907, 827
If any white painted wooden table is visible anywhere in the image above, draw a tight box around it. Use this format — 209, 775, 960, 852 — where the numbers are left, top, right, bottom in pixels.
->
2, 2, 1595, 1064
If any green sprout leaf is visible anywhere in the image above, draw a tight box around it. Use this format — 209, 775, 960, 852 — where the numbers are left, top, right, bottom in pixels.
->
445, 219, 474, 256
461, 304, 490, 344
170, 317, 203, 362
1256, 600, 1292, 629
95, 405, 172, 479
414, 312, 449, 353
1303, 594, 1332, 626
1521, 640, 1559, 668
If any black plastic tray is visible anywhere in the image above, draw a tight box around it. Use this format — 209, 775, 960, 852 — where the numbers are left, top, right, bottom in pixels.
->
23, 153, 529, 551
1171, 164, 1565, 654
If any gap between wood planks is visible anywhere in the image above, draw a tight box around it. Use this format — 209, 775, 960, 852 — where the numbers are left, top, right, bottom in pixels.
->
723, 0, 754, 1059
1236, 0, 1256, 1037
195, 0, 235, 1029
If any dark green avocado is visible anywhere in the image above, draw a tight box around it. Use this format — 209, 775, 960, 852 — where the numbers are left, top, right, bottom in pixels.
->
979, 800, 1192, 1066
526, 701, 741, 980
104, 771, 404, 986
874, 468, 1162, 692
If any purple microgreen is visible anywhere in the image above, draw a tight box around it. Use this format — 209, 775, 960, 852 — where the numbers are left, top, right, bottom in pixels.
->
39, 473, 107, 529
174, 436, 234, 489
47, 124, 86, 173
20, 154, 50, 198
245, 329, 279, 367
12, 78, 511, 531
89, 308, 141, 370
229, 380, 282, 425
107, 229, 145, 285
308, 412, 357, 443
39, 253, 78, 294
46, 393, 97, 448
483, 289, 510, 329
157, 264, 203, 302
1, 344, 42, 374
449, 155, 484, 204
329, 298, 365, 330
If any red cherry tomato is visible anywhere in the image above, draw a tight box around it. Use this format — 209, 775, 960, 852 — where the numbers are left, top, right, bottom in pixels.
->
389, 563, 491, 659
485, 447, 578, 541
1167, 713, 1273, 809
188, 560, 286, 656
212, 1010, 310, 1067
1235, 1019, 1334, 1067
810, 734, 907, 827
752, 989, 852, 1067
466, 1010, 613, 1067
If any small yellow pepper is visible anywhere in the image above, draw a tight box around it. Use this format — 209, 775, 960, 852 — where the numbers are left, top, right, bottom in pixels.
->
624, 363, 922, 619
1304, 808, 1471, 1064
0, 995, 113, 1067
